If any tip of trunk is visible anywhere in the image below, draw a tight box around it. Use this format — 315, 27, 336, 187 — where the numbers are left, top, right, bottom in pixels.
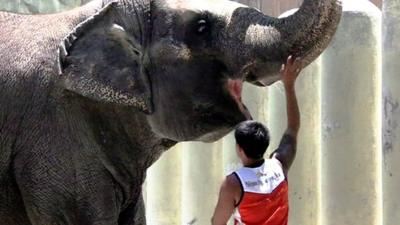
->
242, 0, 342, 85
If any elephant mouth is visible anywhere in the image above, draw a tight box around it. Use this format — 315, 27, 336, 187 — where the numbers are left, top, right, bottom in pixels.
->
226, 79, 252, 120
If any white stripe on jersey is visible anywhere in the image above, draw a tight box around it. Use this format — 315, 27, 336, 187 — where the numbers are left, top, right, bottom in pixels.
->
234, 158, 285, 194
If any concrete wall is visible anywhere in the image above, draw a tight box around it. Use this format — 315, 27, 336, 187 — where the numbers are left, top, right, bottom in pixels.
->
181, 141, 223, 225
0, 0, 92, 13
321, 1, 382, 224
146, 146, 182, 225
382, 0, 400, 225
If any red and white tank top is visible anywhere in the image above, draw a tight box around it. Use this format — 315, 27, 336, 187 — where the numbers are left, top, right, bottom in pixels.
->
233, 158, 289, 225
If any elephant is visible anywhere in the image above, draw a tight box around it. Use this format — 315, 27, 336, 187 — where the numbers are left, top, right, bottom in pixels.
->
0, 0, 341, 224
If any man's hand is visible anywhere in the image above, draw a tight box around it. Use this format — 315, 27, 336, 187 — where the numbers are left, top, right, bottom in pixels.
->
272, 55, 302, 175
280, 55, 302, 87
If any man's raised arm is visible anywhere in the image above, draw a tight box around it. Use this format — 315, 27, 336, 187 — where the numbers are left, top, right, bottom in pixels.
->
271, 56, 301, 175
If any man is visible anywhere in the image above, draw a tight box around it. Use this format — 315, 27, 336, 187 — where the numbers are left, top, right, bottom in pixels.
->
211, 55, 302, 225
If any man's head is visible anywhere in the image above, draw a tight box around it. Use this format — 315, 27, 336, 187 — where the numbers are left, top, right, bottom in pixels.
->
234, 120, 269, 160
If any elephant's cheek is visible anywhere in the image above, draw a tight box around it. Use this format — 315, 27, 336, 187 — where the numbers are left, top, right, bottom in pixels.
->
145, 91, 193, 141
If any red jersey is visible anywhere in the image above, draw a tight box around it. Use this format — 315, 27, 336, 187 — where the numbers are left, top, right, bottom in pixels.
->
233, 158, 289, 225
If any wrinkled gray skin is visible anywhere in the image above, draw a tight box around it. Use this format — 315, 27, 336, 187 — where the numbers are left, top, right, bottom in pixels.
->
0, 0, 341, 224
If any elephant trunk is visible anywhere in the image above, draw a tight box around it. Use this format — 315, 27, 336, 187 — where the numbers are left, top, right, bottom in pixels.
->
227, 0, 342, 86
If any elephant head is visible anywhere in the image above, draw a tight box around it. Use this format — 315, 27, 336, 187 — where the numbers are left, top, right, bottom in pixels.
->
58, 0, 341, 143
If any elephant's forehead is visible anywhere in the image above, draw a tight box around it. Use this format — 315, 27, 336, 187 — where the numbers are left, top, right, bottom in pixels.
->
164, 0, 248, 18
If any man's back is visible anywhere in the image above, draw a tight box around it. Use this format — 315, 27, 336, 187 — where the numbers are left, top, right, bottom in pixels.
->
233, 159, 288, 225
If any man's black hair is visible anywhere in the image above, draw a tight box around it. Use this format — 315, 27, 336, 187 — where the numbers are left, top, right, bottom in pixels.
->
234, 120, 269, 160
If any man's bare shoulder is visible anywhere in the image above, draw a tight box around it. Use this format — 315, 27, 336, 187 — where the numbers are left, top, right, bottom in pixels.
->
221, 173, 242, 206
225, 173, 241, 189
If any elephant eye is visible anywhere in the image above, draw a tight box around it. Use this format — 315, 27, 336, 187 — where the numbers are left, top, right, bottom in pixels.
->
183, 14, 213, 48
196, 19, 208, 35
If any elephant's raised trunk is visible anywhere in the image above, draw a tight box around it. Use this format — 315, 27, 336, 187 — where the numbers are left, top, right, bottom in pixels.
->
278, 0, 342, 65
226, 0, 342, 86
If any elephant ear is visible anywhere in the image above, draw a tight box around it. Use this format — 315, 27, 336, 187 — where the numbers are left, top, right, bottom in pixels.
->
58, 2, 153, 114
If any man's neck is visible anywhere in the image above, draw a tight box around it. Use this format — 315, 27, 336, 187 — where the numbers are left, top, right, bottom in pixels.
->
243, 158, 265, 168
